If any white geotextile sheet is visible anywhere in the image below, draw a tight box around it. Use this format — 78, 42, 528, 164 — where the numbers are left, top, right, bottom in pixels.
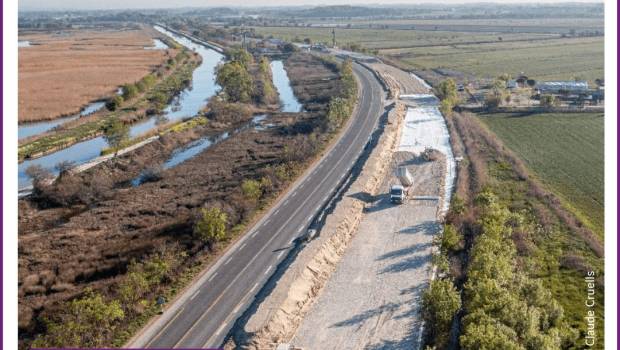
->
398, 94, 456, 216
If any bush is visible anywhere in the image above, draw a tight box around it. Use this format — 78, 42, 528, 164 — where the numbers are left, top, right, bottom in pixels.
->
138, 166, 163, 183
122, 84, 139, 100
106, 95, 124, 111
241, 179, 262, 202
422, 279, 461, 347
540, 95, 557, 108
194, 207, 228, 244
32, 291, 124, 348
441, 224, 462, 253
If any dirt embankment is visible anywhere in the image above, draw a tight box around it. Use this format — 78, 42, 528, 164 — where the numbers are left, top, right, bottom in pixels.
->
228, 102, 407, 349
18, 52, 340, 347
368, 62, 430, 97
19, 25, 172, 123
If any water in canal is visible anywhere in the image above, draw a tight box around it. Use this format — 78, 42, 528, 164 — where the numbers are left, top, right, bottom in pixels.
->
270, 60, 302, 113
19, 26, 224, 190
18, 101, 107, 140
145, 39, 169, 50
131, 115, 266, 186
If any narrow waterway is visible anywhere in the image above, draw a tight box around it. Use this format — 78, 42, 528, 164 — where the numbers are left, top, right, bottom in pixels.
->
18, 101, 106, 140
145, 38, 169, 50
18, 26, 224, 190
270, 60, 302, 113
132, 114, 267, 186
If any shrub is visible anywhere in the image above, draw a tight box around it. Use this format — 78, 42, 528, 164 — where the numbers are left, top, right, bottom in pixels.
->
106, 95, 124, 111
32, 291, 124, 348
241, 179, 262, 202
121, 84, 139, 100
194, 207, 228, 244
139, 166, 163, 183
540, 95, 557, 108
441, 224, 462, 253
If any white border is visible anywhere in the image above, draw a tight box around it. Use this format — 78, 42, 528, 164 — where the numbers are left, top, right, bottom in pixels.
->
604, 0, 617, 349
4, 3, 617, 350
4, 0, 19, 348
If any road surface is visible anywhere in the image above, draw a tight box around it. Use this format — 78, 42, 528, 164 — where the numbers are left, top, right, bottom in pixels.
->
127, 61, 385, 349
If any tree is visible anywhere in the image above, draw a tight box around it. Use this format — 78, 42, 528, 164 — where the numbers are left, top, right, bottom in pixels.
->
435, 78, 458, 102
102, 118, 129, 157
216, 61, 254, 103
194, 207, 228, 244
25, 164, 52, 188
422, 279, 461, 347
227, 47, 253, 68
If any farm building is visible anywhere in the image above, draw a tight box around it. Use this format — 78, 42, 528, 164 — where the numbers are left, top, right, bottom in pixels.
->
536, 81, 589, 94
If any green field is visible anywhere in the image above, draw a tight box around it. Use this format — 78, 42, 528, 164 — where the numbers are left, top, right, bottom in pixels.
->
254, 26, 604, 83
387, 36, 604, 83
478, 112, 604, 238
253, 26, 555, 50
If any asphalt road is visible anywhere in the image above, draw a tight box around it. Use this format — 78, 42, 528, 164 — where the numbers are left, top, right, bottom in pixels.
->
128, 61, 385, 349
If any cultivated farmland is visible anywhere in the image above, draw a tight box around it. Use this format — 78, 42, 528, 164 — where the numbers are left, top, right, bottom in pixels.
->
18, 26, 173, 122
253, 25, 603, 83
253, 26, 556, 50
478, 112, 604, 238
386, 36, 604, 83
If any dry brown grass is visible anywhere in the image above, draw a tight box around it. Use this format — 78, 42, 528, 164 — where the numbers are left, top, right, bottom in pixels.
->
19, 26, 173, 123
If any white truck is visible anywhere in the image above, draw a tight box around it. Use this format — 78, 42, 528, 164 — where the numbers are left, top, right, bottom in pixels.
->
390, 166, 413, 204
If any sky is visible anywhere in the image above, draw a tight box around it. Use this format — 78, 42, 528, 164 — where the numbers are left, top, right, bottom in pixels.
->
19, 0, 602, 11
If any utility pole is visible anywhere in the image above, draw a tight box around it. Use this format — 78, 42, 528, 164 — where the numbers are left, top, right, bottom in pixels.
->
332, 28, 336, 48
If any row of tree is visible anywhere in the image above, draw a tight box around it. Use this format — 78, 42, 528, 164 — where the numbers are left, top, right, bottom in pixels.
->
325, 59, 357, 130
422, 191, 570, 349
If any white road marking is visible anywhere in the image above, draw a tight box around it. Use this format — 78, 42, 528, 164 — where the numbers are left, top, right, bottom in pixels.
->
207, 272, 218, 282
174, 65, 382, 349
189, 290, 200, 301
264, 265, 273, 275
274, 208, 280, 215
223, 257, 232, 266
239, 242, 247, 251
250, 230, 258, 238
250, 283, 259, 293
277, 251, 285, 260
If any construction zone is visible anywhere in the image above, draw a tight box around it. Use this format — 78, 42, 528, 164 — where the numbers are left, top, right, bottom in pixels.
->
228, 64, 457, 350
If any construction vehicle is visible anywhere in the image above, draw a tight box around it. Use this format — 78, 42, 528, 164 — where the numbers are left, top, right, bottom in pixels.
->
390, 166, 413, 204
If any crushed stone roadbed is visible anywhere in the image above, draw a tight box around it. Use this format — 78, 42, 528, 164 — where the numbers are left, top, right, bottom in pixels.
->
291, 152, 444, 350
